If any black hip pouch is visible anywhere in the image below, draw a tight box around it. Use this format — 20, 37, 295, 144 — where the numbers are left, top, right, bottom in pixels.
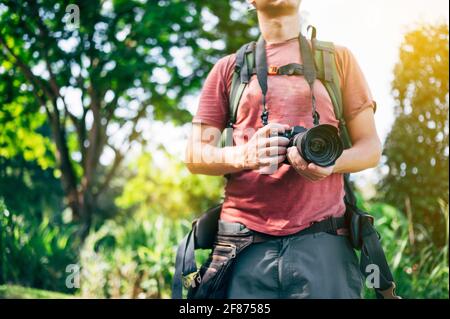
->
187, 222, 254, 299
345, 202, 375, 250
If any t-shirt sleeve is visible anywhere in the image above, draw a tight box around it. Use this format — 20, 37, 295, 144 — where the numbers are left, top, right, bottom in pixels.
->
335, 46, 377, 122
192, 54, 236, 131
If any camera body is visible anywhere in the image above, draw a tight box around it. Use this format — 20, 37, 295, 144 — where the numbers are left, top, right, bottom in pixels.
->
279, 124, 344, 168
280, 126, 308, 146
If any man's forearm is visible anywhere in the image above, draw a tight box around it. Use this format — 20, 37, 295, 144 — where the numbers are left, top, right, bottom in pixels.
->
188, 138, 382, 176
333, 139, 382, 174
186, 142, 246, 176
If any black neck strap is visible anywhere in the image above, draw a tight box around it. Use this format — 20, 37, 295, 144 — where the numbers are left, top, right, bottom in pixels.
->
256, 36, 269, 126
255, 34, 320, 126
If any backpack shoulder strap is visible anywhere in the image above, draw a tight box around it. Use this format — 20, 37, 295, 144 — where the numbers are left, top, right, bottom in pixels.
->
220, 41, 255, 147
312, 39, 352, 149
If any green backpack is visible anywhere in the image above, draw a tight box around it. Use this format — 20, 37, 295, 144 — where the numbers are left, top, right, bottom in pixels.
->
221, 27, 352, 149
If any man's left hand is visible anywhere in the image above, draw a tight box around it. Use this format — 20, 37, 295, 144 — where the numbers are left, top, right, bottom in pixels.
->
287, 146, 335, 182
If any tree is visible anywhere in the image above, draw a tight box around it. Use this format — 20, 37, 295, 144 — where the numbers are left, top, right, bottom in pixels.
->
0, 0, 256, 236
379, 24, 449, 246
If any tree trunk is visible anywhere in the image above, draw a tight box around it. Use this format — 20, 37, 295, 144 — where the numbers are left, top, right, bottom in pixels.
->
77, 190, 95, 240
49, 113, 95, 240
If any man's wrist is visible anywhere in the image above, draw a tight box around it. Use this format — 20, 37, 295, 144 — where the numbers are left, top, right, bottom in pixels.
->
223, 144, 247, 171
332, 149, 348, 174
331, 163, 338, 174
234, 144, 248, 170
333, 149, 351, 174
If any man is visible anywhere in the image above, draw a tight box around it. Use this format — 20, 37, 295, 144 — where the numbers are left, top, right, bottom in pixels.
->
186, 0, 382, 299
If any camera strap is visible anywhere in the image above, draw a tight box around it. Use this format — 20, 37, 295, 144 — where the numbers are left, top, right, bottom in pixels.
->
255, 36, 269, 126
299, 34, 320, 126
255, 33, 321, 127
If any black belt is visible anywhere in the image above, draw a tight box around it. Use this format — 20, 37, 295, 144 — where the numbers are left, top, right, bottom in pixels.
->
252, 215, 347, 243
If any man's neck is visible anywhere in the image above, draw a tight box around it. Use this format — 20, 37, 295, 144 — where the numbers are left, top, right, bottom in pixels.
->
257, 12, 301, 44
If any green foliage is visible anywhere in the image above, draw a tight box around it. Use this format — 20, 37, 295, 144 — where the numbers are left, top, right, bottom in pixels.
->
0, 284, 72, 299
0, 155, 64, 220
116, 152, 224, 219
379, 24, 449, 246
79, 213, 186, 298
359, 196, 449, 299
0, 100, 55, 170
0, 198, 78, 293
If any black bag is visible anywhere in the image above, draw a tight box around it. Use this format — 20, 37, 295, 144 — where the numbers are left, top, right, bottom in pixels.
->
194, 204, 222, 249
343, 174, 401, 299
171, 204, 223, 299
187, 225, 254, 299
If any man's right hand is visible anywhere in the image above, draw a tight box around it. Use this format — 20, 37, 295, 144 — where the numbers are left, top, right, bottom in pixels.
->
240, 123, 290, 171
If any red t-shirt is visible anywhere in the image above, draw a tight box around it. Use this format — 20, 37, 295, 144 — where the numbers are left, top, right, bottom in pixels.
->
193, 37, 376, 236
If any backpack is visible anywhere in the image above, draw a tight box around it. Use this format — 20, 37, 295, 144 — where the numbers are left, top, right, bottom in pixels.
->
173, 27, 400, 299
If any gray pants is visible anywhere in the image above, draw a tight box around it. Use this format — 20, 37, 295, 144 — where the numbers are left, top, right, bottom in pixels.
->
220, 221, 363, 299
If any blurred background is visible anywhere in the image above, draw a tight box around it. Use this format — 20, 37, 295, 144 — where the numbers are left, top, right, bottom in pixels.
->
0, 0, 448, 299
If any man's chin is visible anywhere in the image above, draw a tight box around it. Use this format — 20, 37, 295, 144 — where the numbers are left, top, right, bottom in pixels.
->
260, 0, 299, 14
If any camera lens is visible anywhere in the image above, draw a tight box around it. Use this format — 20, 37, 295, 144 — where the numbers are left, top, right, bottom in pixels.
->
310, 137, 326, 154
294, 124, 344, 167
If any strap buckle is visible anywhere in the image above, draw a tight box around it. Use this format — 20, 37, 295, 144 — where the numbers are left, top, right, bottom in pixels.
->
182, 271, 199, 289
268, 66, 279, 75
361, 213, 375, 226
378, 282, 402, 299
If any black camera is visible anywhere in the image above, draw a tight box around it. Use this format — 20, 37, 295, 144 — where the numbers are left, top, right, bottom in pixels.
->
280, 124, 344, 167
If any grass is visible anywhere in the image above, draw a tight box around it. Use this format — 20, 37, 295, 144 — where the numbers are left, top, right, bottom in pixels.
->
0, 285, 74, 299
